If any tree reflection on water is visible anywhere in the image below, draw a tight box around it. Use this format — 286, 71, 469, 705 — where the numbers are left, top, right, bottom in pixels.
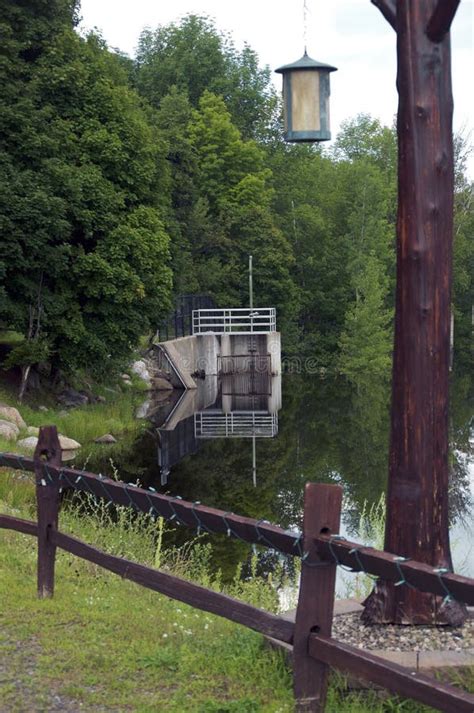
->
85, 372, 473, 582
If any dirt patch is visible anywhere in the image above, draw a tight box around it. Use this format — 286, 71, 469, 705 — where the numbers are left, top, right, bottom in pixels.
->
0, 629, 107, 712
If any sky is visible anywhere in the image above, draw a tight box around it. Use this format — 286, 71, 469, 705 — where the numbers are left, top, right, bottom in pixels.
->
79, 0, 474, 176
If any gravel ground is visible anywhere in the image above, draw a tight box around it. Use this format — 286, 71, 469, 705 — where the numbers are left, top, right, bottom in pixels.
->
332, 612, 474, 652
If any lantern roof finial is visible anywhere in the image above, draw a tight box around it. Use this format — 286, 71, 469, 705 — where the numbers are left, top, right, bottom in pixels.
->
275, 52, 337, 74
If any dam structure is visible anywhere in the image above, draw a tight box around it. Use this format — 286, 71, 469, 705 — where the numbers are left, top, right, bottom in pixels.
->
145, 300, 282, 486
152, 306, 281, 390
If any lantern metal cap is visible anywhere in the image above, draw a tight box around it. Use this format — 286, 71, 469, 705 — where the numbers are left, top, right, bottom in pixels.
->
275, 50, 337, 74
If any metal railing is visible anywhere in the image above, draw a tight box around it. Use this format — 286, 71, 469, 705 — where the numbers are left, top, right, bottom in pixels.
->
192, 308, 276, 335
157, 294, 216, 341
194, 411, 278, 438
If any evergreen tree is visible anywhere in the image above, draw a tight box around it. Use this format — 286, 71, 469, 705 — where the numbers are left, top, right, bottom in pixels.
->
338, 254, 393, 380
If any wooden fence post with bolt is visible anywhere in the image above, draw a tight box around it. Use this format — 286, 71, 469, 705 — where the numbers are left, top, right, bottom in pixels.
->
34, 425, 62, 598
293, 483, 343, 711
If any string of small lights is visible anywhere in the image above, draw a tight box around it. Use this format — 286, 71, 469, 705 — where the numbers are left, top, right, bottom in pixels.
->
0, 452, 461, 605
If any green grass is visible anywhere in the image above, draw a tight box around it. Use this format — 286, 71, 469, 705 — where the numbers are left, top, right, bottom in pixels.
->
0, 474, 293, 712
0, 474, 472, 712
0, 330, 24, 346
22, 392, 144, 445
0, 378, 147, 467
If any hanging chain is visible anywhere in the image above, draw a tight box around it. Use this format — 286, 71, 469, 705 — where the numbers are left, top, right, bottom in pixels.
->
303, 0, 309, 53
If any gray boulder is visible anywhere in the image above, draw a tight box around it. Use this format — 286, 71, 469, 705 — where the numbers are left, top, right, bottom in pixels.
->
152, 377, 174, 391
136, 400, 151, 419
94, 434, 117, 444
57, 389, 89, 407
18, 434, 81, 457
0, 405, 26, 430
17, 436, 38, 451
58, 435, 81, 450
131, 359, 152, 386
61, 450, 77, 462
0, 420, 20, 441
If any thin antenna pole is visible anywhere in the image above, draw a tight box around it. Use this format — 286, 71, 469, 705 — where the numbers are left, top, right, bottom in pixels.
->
249, 255, 253, 311
252, 436, 257, 487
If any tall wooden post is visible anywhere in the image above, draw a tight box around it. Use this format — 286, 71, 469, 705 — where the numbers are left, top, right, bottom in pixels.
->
35, 426, 62, 598
364, 0, 467, 624
293, 483, 342, 711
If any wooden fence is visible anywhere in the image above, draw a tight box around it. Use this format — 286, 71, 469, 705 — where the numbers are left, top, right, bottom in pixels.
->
0, 426, 473, 712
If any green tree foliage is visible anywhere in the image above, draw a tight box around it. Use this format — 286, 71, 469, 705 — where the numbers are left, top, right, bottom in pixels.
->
452, 136, 474, 372
135, 14, 277, 140
1, 4, 471, 385
333, 114, 397, 177
338, 254, 393, 380
0, 2, 172, 380
268, 116, 397, 365
154, 88, 199, 296
186, 92, 297, 324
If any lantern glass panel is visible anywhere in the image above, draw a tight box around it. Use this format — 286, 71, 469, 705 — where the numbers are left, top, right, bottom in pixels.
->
290, 70, 321, 132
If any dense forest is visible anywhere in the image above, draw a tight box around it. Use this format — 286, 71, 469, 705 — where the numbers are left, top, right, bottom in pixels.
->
1, 0, 472, 389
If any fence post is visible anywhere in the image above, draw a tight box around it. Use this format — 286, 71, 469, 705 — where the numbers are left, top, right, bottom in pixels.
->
34, 425, 62, 598
293, 483, 343, 712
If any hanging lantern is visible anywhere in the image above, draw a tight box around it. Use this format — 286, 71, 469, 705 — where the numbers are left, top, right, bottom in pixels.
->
275, 51, 337, 142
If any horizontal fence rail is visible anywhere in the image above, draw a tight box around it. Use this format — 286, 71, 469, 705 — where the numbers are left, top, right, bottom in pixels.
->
0, 452, 301, 554
308, 633, 474, 713
1, 427, 474, 713
192, 308, 277, 334
314, 534, 474, 605
0, 451, 473, 603
0, 513, 294, 643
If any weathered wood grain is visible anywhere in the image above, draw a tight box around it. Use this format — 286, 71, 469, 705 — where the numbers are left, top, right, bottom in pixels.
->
50, 529, 295, 644
35, 427, 62, 599
426, 0, 461, 42
0, 514, 38, 537
371, 0, 397, 30
363, 0, 467, 625
293, 484, 342, 712
309, 634, 474, 713
315, 534, 474, 605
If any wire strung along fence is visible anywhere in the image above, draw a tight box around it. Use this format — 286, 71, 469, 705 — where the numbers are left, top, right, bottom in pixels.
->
1, 426, 473, 713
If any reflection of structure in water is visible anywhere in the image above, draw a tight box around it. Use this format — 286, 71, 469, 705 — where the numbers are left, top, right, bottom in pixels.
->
147, 376, 281, 486
221, 373, 272, 397
194, 411, 278, 439
157, 416, 198, 485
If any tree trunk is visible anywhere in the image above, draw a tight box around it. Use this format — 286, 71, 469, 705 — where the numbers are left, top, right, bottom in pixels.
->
363, 0, 467, 625
18, 364, 31, 403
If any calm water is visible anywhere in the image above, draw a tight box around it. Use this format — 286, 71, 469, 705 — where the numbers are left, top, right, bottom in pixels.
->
88, 373, 474, 581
